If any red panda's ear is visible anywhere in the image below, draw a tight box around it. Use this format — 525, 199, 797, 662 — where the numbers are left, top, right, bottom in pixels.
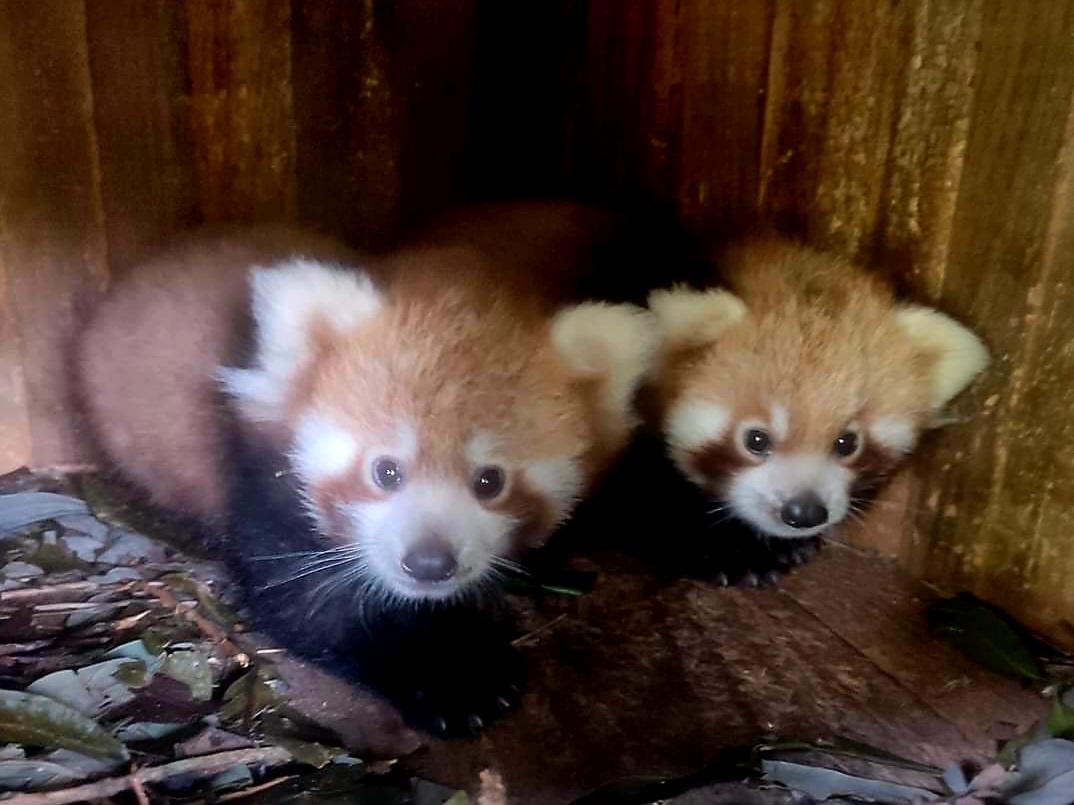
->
894, 305, 990, 419
647, 286, 747, 351
218, 259, 383, 422
551, 302, 659, 434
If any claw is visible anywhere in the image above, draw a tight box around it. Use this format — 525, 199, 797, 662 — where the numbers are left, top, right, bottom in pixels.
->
713, 572, 730, 587
467, 714, 484, 733
496, 696, 512, 712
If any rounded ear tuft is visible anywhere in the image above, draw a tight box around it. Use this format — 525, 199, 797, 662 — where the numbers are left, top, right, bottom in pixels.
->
647, 286, 747, 350
551, 301, 659, 429
218, 259, 383, 421
894, 305, 990, 416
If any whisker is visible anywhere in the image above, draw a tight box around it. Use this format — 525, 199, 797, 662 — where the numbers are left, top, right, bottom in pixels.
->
257, 556, 361, 591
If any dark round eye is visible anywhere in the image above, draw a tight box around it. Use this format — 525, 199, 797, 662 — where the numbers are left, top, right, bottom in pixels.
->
473, 466, 506, 500
743, 428, 771, 456
833, 430, 860, 458
372, 457, 404, 491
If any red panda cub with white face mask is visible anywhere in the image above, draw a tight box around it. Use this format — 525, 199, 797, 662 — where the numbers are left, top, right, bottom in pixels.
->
635, 238, 990, 584
75, 205, 657, 736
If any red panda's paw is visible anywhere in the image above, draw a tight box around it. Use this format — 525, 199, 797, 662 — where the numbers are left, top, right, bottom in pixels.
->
391, 639, 527, 738
704, 535, 824, 589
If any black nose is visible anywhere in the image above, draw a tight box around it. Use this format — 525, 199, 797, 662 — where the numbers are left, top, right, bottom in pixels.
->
401, 539, 458, 582
780, 494, 829, 529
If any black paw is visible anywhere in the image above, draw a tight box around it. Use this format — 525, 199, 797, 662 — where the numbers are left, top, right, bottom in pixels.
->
702, 535, 824, 588
392, 641, 527, 738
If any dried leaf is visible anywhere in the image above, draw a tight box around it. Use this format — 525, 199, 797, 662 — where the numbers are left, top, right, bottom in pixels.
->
160, 650, 214, 701
0, 493, 89, 536
761, 760, 940, 803
160, 573, 240, 629
175, 726, 253, 758
221, 668, 282, 725
0, 759, 84, 791
27, 658, 148, 716
0, 689, 127, 760
114, 720, 187, 742
1048, 697, 1074, 740
272, 736, 342, 769
928, 594, 1045, 682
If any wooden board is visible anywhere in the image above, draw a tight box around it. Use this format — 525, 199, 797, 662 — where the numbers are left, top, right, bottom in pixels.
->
410, 547, 1041, 805
0, 1, 109, 468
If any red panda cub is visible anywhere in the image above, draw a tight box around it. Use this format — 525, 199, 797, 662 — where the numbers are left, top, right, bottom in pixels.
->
636, 238, 990, 583
75, 205, 657, 736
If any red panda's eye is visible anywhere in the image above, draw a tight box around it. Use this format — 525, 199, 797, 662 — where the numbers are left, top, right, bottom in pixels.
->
473, 466, 505, 500
833, 430, 860, 458
743, 428, 771, 456
372, 457, 404, 491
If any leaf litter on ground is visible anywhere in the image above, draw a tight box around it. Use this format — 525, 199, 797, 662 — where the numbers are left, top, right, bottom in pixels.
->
2, 470, 1073, 805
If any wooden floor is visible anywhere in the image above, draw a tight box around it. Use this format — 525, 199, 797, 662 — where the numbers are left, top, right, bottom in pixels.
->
386, 545, 1042, 804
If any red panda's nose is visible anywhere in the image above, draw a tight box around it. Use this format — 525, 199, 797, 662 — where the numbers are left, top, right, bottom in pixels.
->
780, 493, 829, 529
401, 539, 458, 582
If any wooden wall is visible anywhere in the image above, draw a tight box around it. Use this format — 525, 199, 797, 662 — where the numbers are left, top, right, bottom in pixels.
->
2, 0, 1073, 644
527, 0, 1074, 646
0, 0, 476, 468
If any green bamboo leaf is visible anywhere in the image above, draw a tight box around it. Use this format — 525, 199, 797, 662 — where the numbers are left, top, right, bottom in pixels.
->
927, 594, 1045, 682
0, 689, 127, 760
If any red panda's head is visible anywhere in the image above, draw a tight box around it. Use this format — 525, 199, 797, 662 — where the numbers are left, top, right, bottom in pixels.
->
219, 256, 656, 601
646, 244, 990, 539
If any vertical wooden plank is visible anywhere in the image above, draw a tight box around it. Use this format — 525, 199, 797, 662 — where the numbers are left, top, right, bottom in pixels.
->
0, 267, 31, 473
0, 0, 109, 466
909, 0, 1074, 642
466, 0, 576, 201
386, 0, 476, 227
290, 0, 402, 246
676, 0, 773, 228
291, 0, 477, 246
759, 0, 914, 257
85, 0, 199, 274
187, 0, 297, 225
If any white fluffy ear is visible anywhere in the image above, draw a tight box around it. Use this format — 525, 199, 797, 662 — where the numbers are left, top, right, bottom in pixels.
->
647, 286, 747, 349
894, 305, 990, 415
551, 302, 659, 429
218, 259, 383, 421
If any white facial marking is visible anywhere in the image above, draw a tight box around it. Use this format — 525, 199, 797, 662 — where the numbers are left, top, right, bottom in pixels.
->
667, 400, 732, 453
525, 456, 584, 525
465, 430, 502, 466
218, 259, 382, 421
769, 405, 789, 441
870, 416, 917, 454
343, 480, 513, 601
291, 415, 358, 484
728, 454, 852, 539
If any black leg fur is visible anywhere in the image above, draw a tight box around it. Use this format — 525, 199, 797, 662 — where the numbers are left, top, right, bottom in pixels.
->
222, 427, 525, 738
556, 432, 825, 587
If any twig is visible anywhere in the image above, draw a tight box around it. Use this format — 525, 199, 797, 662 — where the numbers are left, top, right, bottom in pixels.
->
2, 746, 293, 805
511, 614, 567, 647
129, 772, 150, 805
0, 582, 107, 604
138, 581, 249, 664
216, 775, 296, 802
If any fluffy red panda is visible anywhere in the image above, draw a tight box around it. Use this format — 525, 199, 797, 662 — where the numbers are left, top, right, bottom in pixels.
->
629, 238, 990, 582
75, 204, 657, 736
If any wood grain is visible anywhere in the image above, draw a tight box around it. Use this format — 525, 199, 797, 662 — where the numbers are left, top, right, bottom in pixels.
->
85, 0, 200, 274
909, 0, 1074, 645
0, 0, 109, 467
187, 0, 297, 225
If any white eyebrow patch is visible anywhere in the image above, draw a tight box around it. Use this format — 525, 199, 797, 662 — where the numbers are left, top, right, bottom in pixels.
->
666, 400, 732, 452
292, 415, 359, 483
769, 404, 789, 440
526, 456, 584, 523
870, 416, 917, 454
465, 430, 503, 466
